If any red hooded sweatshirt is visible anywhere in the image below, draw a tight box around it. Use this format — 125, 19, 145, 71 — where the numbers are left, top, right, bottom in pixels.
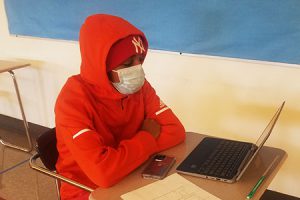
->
55, 14, 185, 200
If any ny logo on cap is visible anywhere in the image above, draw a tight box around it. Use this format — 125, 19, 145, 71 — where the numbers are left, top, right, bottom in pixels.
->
132, 36, 145, 54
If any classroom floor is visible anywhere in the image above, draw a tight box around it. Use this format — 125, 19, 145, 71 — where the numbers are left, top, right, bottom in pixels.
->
0, 115, 58, 200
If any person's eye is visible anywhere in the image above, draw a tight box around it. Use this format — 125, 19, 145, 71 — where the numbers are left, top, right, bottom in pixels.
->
122, 60, 134, 67
139, 57, 145, 63
122, 63, 132, 67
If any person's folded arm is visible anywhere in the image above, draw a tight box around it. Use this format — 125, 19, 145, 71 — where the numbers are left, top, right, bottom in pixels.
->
56, 124, 157, 188
152, 108, 185, 152
143, 81, 186, 152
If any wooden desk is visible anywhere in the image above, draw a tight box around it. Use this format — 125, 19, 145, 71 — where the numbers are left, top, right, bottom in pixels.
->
0, 60, 32, 152
90, 132, 286, 200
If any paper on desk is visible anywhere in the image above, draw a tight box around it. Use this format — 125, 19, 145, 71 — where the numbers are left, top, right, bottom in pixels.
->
121, 173, 221, 200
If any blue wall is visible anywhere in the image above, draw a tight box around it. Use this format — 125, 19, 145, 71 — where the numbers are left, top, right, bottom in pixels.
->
4, 0, 300, 64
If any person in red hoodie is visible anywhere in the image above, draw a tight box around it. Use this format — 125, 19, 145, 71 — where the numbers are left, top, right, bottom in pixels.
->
55, 14, 185, 200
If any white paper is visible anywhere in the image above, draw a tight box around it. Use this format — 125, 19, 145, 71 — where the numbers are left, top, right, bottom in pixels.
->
121, 173, 221, 200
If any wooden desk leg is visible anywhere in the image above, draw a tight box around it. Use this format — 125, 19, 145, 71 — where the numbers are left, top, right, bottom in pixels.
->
0, 70, 33, 152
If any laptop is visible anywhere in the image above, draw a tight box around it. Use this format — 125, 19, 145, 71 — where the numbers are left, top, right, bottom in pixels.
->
176, 102, 285, 183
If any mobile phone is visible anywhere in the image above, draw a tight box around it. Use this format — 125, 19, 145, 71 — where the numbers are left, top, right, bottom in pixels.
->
141, 154, 176, 180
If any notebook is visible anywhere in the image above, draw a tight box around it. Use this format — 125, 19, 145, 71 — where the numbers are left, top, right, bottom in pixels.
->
176, 102, 285, 183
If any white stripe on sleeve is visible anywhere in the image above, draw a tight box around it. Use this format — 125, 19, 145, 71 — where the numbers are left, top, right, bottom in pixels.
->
73, 128, 91, 139
155, 107, 169, 116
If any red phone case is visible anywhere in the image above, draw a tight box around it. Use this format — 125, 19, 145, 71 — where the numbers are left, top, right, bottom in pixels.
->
141, 154, 176, 179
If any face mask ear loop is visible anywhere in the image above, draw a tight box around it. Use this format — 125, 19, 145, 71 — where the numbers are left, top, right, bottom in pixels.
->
111, 70, 121, 83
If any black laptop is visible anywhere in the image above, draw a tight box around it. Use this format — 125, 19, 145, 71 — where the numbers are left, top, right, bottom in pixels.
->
176, 102, 285, 183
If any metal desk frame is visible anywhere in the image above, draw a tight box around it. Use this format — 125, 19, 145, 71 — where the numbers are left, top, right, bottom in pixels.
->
0, 60, 32, 152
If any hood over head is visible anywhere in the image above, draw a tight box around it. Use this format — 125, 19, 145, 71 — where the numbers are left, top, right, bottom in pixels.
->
79, 14, 148, 95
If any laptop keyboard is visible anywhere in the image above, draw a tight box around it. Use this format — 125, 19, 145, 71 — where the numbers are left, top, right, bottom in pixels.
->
197, 140, 252, 179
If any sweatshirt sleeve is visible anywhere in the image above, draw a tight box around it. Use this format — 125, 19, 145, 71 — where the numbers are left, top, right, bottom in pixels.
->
55, 80, 158, 188
143, 81, 186, 152
56, 126, 157, 188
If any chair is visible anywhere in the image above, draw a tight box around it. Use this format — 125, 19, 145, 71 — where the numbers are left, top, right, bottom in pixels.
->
29, 128, 93, 199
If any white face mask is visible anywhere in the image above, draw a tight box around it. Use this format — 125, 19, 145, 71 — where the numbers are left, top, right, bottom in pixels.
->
112, 64, 145, 94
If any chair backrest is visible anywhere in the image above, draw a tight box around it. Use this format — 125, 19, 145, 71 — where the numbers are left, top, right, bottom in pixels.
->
36, 128, 58, 171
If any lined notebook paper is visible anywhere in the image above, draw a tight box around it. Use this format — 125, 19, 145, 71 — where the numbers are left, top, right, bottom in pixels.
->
121, 173, 221, 200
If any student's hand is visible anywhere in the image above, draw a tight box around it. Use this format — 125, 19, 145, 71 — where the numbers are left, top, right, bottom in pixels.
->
141, 118, 161, 139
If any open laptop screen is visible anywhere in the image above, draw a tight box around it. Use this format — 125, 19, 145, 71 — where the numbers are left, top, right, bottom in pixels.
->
236, 101, 285, 181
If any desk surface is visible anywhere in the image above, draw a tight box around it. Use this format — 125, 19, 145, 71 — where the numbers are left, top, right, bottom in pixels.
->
0, 60, 30, 73
90, 132, 286, 200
